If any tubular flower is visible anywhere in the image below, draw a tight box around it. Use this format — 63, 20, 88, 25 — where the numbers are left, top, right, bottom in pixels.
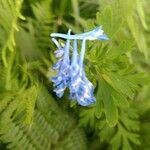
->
51, 29, 71, 98
69, 40, 96, 106
50, 27, 108, 106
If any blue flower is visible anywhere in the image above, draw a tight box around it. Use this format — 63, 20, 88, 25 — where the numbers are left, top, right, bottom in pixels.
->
51, 30, 71, 98
69, 70, 96, 106
50, 27, 108, 106
69, 40, 96, 106
51, 38, 64, 70
52, 38, 64, 58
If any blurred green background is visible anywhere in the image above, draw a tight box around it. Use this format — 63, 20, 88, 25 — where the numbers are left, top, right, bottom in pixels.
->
0, 0, 150, 150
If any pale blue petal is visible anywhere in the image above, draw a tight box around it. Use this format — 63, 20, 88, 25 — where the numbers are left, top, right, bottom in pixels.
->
51, 27, 108, 41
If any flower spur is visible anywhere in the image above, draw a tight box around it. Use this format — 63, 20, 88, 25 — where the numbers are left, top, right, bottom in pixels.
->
51, 26, 109, 41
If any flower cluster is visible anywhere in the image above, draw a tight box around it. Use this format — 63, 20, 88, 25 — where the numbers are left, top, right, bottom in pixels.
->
50, 27, 108, 106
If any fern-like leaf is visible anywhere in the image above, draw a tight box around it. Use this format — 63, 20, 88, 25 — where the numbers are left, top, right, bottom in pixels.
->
0, 0, 25, 66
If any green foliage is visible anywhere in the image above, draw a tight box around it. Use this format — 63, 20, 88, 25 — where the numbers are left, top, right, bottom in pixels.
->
0, 0, 150, 150
0, 86, 87, 150
0, 0, 25, 67
80, 7, 145, 129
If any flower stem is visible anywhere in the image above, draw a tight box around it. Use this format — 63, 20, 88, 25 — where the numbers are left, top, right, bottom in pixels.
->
63, 29, 71, 63
79, 39, 86, 68
71, 39, 78, 66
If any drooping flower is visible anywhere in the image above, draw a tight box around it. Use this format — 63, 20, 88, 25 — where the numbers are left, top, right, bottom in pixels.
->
52, 38, 64, 58
51, 38, 64, 70
51, 29, 71, 98
69, 40, 96, 106
50, 27, 109, 106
